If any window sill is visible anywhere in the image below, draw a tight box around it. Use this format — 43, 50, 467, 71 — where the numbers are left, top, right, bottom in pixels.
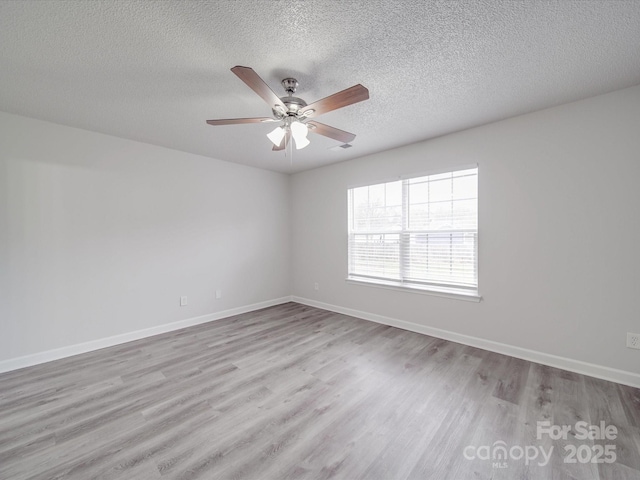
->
345, 277, 482, 302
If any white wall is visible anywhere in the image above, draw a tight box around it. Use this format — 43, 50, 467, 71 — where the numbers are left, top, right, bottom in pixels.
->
0, 111, 291, 363
291, 84, 640, 378
3, 85, 640, 381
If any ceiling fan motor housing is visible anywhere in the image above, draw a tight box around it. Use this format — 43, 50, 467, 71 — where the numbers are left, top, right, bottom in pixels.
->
272, 77, 308, 118
276, 96, 307, 117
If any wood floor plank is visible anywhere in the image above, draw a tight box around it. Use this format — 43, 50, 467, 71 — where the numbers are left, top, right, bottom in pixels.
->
583, 376, 640, 478
0, 302, 638, 479
552, 372, 600, 480
492, 355, 530, 405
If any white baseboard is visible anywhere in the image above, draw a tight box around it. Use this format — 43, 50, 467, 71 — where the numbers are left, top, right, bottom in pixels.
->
4, 295, 639, 389
292, 296, 640, 389
0, 296, 293, 374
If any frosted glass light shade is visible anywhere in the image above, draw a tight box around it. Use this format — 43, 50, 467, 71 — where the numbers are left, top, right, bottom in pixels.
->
290, 121, 309, 150
290, 120, 308, 138
267, 126, 285, 146
293, 135, 310, 149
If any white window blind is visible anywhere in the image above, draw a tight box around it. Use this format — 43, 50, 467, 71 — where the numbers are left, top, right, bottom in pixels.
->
348, 167, 478, 295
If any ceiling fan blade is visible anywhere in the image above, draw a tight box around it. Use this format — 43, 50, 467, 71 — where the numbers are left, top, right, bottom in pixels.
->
307, 121, 356, 144
231, 66, 287, 112
206, 117, 276, 126
301, 84, 369, 118
272, 130, 291, 151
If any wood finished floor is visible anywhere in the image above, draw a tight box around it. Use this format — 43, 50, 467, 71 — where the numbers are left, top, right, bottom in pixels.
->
1, 303, 639, 480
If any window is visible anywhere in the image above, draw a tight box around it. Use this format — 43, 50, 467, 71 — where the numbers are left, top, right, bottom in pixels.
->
347, 167, 478, 298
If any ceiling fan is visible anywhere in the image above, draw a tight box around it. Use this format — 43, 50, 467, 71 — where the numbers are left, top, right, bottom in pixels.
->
206, 66, 369, 151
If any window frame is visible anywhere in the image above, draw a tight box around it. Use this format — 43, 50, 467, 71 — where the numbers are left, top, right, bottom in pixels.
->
346, 165, 481, 302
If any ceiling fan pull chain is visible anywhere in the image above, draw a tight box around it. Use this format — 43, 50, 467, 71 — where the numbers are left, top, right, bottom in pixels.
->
289, 131, 294, 166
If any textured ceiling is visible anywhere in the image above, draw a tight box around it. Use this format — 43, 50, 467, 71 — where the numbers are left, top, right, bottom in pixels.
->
1, 1, 640, 174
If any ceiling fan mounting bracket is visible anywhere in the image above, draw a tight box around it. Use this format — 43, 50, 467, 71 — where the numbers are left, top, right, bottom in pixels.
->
281, 77, 299, 95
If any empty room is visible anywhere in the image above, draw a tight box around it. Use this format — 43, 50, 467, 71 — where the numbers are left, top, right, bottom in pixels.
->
1, 1, 640, 479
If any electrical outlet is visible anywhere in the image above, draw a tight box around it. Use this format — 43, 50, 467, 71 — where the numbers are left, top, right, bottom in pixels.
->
314, 283, 319, 291
627, 333, 640, 350
215, 290, 222, 299
180, 296, 188, 306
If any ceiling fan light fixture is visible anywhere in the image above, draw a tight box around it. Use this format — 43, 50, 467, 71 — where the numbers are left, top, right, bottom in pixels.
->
267, 126, 285, 146
290, 120, 308, 137
293, 135, 310, 150
290, 120, 310, 150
